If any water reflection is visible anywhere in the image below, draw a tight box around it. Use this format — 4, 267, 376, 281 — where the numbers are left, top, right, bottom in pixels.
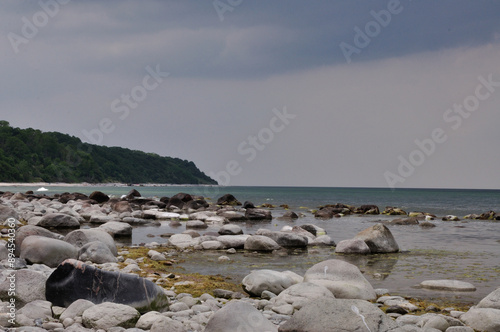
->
335, 253, 400, 280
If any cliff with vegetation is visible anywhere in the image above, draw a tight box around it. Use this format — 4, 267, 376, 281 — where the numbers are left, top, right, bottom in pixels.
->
0, 121, 217, 184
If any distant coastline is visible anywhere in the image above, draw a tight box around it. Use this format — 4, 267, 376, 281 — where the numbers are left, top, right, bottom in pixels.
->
0, 182, 219, 188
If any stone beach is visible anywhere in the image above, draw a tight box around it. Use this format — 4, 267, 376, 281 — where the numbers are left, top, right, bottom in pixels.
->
1, 189, 500, 331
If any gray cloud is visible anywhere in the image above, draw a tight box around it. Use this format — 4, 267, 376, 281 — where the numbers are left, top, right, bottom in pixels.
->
1, 0, 500, 188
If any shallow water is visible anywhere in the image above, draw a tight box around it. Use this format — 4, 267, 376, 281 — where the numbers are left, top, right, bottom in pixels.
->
125, 212, 500, 305
3, 185, 500, 304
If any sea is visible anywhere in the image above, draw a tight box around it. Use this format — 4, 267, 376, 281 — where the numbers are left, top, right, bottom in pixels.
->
2, 185, 500, 304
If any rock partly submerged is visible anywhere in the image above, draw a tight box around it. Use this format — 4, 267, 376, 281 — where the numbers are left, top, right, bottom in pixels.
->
45, 259, 169, 313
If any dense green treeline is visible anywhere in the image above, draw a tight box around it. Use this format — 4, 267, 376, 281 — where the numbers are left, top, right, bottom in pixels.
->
0, 121, 217, 184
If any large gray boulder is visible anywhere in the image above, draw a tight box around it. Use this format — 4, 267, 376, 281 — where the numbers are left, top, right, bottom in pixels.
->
204, 300, 278, 332
244, 235, 281, 252
303, 259, 376, 300
354, 223, 399, 253
59, 299, 95, 322
78, 241, 118, 264
242, 269, 298, 297
168, 234, 195, 249
15, 299, 53, 327
0, 269, 47, 306
46, 259, 169, 313
419, 280, 476, 292
477, 287, 500, 309
256, 229, 308, 248
0, 205, 19, 222
278, 298, 398, 332
217, 235, 250, 249
37, 213, 80, 228
271, 282, 335, 310
218, 224, 243, 235
460, 308, 500, 332
13, 225, 62, 256
20, 235, 78, 267
335, 238, 371, 254
245, 208, 272, 220
82, 302, 140, 329
64, 228, 118, 256
98, 221, 133, 237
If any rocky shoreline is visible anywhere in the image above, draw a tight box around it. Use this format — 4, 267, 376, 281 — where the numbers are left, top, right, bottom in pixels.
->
1, 189, 499, 331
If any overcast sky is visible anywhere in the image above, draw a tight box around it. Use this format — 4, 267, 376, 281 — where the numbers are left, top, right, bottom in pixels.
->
1, 1, 500, 188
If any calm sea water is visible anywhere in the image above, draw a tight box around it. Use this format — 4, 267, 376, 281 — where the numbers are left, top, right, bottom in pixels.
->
2, 185, 500, 304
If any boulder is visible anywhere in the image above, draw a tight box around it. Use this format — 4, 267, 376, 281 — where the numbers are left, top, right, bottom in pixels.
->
387, 217, 420, 225
278, 298, 397, 332
335, 238, 371, 254
300, 224, 326, 236
150, 316, 188, 332
82, 302, 140, 329
13, 225, 62, 256
355, 205, 380, 215
242, 201, 255, 209
303, 259, 376, 300
278, 211, 299, 220
314, 207, 336, 219
186, 220, 208, 229
45, 259, 169, 313
168, 234, 195, 249
0, 205, 19, 222
245, 208, 272, 220
0, 269, 47, 306
217, 235, 250, 249
204, 300, 278, 332
244, 235, 281, 252
256, 229, 308, 248
126, 189, 141, 199
218, 224, 243, 235
310, 235, 336, 246
217, 211, 246, 221
184, 199, 209, 210
111, 201, 132, 213
216, 194, 241, 206
78, 241, 118, 264
478, 287, 500, 309
20, 235, 78, 267
15, 299, 53, 327
64, 229, 118, 256
37, 213, 80, 228
166, 197, 185, 209
242, 269, 298, 297
89, 191, 109, 204
460, 308, 500, 332
99, 221, 133, 237
59, 299, 95, 322
272, 282, 335, 310
201, 240, 223, 250
419, 280, 476, 292
382, 206, 407, 215
354, 223, 399, 253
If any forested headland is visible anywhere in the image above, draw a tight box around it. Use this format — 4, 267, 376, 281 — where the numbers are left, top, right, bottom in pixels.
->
0, 121, 217, 185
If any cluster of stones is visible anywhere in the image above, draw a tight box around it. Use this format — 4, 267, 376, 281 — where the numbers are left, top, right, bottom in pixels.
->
2, 254, 498, 331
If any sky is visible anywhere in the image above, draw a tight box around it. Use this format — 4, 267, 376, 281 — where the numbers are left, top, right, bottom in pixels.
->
1, 0, 500, 189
